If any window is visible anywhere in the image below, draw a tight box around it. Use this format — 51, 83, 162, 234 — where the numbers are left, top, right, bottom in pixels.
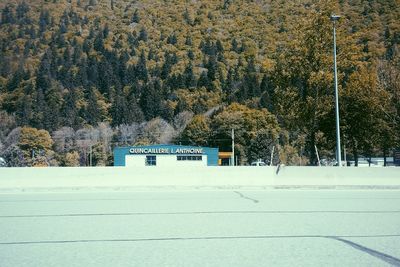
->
176, 156, 202, 161
145, 155, 156, 166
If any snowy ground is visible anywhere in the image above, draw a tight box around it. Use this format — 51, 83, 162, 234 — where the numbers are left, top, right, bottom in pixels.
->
0, 190, 400, 267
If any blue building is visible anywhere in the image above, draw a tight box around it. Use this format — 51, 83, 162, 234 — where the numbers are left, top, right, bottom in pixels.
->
114, 144, 219, 167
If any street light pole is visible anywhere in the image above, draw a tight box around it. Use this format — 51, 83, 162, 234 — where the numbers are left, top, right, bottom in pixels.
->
331, 14, 342, 167
231, 128, 235, 166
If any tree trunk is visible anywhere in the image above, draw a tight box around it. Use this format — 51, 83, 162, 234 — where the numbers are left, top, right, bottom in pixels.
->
351, 139, 358, 166
383, 147, 387, 167
308, 131, 317, 166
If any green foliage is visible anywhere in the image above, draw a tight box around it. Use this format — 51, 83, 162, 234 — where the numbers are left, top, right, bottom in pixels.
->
341, 66, 390, 163
210, 103, 280, 164
174, 88, 221, 114
179, 115, 211, 146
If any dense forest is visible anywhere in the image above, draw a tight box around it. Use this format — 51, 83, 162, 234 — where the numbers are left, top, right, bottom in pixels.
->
0, 0, 399, 166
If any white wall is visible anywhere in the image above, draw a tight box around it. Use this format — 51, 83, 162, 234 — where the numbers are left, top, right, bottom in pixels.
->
125, 155, 207, 167
0, 166, 399, 191
125, 155, 146, 167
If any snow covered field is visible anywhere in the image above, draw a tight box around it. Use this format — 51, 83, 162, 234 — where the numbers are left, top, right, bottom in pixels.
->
1, 190, 400, 266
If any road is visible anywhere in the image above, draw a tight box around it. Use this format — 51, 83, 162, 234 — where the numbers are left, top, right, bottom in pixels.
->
0, 190, 400, 266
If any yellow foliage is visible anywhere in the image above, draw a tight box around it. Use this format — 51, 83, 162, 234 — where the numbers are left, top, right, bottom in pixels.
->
18, 127, 54, 161
64, 151, 80, 167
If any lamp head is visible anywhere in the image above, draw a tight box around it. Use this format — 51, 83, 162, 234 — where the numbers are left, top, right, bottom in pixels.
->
330, 15, 341, 21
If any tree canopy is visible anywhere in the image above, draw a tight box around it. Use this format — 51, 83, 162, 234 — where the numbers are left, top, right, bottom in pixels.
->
0, 0, 399, 165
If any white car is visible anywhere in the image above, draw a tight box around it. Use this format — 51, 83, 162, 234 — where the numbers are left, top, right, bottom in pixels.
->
0, 157, 6, 167
251, 160, 267, 166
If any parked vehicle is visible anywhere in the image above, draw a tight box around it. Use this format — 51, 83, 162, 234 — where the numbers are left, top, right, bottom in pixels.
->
250, 160, 267, 166
0, 157, 6, 167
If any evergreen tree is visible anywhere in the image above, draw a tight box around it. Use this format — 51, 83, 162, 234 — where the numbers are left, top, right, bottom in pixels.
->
260, 74, 274, 111
136, 50, 148, 82
131, 9, 140, 23
16, 94, 33, 126
147, 48, 155, 61
93, 31, 105, 51
103, 24, 110, 38
72, 43, 83, 65
1, 5, 15, 24
62, 88, 80, 129
97, 60, 111, 94
119, 50, 130, 85
16, 1, 30, 21
39, 9, 50, 33
43, 81, 62, 131
140, 80, 163, 120
180, 115, 211, 146
216, 40, 224, 53
138, 27, 148, 42
183, 8, 193, 25
125, 64, 137, 85
197, 71, 210, 89
206, 55, 218, 81
6, 68, 25, 92
167, 33, 178, 45
110, 86, 130, 126
85, 87, 101, 125
127, 32, 138, 48
127, 92, 145, 123
183, 62, 197, 89
231, 38, 239, 52
171, 52, 179, 64
238, 56, 259, 100
87, 55, 99, 85
247, 129, 278, 163
36, 50, 52, 93
28, 25, 36, 39
187, 49, 195, 60
185, 35, 193, 46
223, 67, 235, 95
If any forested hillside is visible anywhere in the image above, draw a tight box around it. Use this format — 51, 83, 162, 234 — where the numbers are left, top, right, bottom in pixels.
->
0, 0, 399, 166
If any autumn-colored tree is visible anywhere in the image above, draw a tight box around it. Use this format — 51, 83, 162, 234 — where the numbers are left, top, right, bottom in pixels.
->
0, 0, 399, 166
247, 129, 278, 164
63, 151, 80, 167
341, 66, 391, 165
179, 115, 211, 147
211, 103, 279, 164
18, 127, 54, 166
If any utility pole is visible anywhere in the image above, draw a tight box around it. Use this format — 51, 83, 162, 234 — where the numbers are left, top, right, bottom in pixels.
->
343, 139, 347, 165
231, 129, 235, 166
331, 14, 342, 167
90, 144, 93, 167
270, 146, 275, 166
315, 145, 321, 166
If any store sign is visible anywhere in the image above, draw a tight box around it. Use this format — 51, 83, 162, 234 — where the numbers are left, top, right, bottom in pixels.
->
129, 147, 203, 155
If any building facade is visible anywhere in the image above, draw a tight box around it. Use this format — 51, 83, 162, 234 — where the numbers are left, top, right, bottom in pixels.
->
114, 145, 219, 167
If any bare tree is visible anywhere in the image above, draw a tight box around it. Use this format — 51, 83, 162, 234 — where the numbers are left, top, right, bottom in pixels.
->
75, 127, 99, 166
97, 122, 114, 165
3, 127, 21, 149
173, 111, 194, 134
52, 127, 75, 153
116, 123, 140, 145
0, 111, 16, 143
141, 118, 176, 144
